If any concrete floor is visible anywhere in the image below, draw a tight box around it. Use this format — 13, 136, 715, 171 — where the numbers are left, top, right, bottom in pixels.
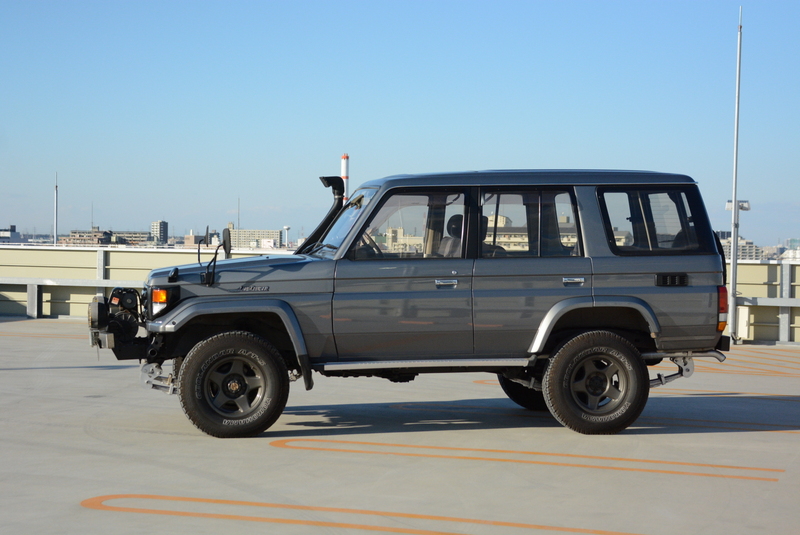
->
1, 317, 798, 535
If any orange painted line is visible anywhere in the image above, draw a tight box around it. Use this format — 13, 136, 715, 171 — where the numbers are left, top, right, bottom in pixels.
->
699, 360, 795, 373
692, 365, 800, 378
736, 348, 800, 358
730, 353, 800, 366
723, 358, 800, 373
270, 439, 782, 481
473, 379, 500, 385
81, 494, 646, 535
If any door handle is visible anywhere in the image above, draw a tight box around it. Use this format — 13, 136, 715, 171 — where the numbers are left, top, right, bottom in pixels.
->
435, 279, 458, 289
562, 277, 585, 286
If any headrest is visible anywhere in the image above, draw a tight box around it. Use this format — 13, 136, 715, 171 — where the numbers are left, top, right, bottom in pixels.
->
447, 214, 463, 238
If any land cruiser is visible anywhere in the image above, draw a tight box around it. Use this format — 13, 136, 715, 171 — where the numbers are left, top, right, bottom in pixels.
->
89, 170, 729, 437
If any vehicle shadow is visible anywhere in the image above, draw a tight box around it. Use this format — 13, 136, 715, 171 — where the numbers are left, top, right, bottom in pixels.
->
267, 397, 559, 438
265, 394, 800, 438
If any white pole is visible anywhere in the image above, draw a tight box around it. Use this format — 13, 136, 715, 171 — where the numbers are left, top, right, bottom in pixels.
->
341, 153, 350, 202
53, 172, 58, 245
729, 7, 743, 342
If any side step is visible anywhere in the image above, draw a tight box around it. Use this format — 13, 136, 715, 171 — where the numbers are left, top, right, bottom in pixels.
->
322, 358, 531, 372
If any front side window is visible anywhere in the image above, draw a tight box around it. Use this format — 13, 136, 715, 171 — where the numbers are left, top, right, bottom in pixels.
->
350, 190, 466, 260
598, 187, 713, 255
480, 189, 580, 258
313, 188, 378, 254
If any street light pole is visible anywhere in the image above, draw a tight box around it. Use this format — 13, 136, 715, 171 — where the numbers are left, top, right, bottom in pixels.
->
729, 7, 743, 342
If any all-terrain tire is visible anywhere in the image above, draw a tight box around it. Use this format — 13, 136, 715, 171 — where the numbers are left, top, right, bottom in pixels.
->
543, 330, 649, 435
497, 374, 549, 411
178, 331, 289, 438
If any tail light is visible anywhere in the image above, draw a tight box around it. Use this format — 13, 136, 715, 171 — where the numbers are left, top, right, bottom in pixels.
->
717, 285, 729, 332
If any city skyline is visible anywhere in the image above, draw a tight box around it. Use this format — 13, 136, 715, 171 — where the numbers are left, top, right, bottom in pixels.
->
2, 2, 799, 246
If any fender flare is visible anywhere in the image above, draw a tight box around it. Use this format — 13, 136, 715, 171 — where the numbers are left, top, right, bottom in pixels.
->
528, 296, 661, 355
147, 298, 314, 390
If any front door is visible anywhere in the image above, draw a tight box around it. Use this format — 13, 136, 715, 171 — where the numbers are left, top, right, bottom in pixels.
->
333, 189, 473, 360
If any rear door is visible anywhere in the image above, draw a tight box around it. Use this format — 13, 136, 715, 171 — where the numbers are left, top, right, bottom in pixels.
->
472, 188, 592, 356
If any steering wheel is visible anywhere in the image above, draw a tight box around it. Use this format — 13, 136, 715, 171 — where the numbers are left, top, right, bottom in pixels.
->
360, 233, 383, 257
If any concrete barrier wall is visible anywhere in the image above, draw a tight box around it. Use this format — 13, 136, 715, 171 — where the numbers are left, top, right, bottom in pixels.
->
1, 245, 798, 343
727, 260, 800, 343
0, 245, 270, 318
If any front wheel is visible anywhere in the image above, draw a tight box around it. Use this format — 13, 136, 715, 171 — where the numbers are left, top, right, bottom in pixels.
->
543, 331, 649, 435
178, 331, 289, 438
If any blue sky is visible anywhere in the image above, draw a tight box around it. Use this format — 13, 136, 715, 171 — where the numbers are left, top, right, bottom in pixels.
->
1, 0, 798, 246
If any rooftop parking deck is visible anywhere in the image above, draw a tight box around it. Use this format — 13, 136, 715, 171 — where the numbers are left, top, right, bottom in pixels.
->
1, 317, 799, 534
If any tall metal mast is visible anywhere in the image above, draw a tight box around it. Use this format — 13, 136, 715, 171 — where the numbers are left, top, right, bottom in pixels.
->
729, 7, 743, 342
53, 172, 58, 245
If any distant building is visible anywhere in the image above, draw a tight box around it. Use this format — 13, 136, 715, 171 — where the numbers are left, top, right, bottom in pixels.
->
59, 227, 113, 246
151, 220, 169, 245
383, 227, 423, 254
781, 248, 800, 260
58, 227, 152, 246
761, 245, 787, 259
716, 230, 732, 240
785, 238, 800, 250
184, 230, 204, 247
719, 236, 763, 261
226, 223, 284, 248
0, 225, 23, 244
111, 230, 151, 246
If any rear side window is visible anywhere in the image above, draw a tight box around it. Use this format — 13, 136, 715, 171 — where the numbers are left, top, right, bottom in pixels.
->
480, 189, 580, 258
598, 187, 714, 255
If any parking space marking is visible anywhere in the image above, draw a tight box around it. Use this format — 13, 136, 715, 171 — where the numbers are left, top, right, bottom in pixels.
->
270, 439, 783, 482
81, 494, 646, 535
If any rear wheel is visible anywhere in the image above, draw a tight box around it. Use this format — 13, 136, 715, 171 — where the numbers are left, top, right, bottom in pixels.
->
497, 374, 548, 411
543, 331, 649, 435
178, 331, 289, 438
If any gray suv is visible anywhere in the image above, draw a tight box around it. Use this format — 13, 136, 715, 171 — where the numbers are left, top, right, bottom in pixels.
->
89, 170, 729, 437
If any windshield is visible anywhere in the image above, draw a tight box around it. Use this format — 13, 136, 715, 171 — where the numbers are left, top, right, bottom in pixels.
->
311, 188, 377, 254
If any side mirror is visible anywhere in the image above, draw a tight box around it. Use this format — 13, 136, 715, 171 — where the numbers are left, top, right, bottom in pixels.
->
222, 228, 232, 259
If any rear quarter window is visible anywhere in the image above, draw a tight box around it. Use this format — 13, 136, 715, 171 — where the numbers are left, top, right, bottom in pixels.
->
597, 186, 715, 255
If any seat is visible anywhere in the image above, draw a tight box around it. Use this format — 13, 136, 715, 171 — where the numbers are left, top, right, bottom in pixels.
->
438, 215, 463, 258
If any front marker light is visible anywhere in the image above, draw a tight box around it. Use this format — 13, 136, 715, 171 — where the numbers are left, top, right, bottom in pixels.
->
152, 288, 168, 316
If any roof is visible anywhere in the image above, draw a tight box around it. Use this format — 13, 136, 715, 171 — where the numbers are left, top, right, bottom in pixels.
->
357, 170, 696, 190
